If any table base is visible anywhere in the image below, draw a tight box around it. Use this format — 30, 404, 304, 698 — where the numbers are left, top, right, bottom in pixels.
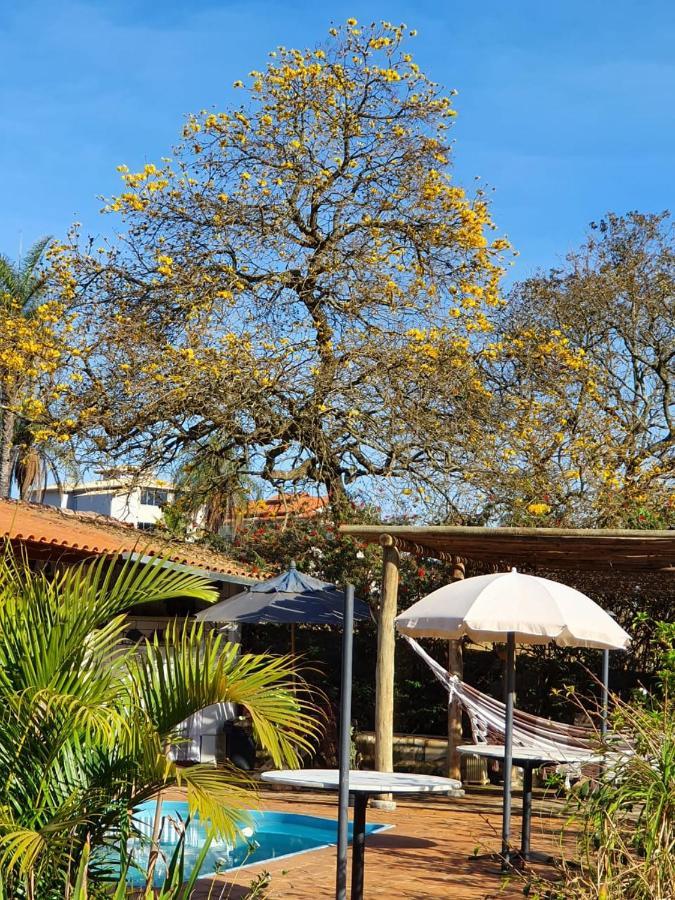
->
351, 792, 368, 899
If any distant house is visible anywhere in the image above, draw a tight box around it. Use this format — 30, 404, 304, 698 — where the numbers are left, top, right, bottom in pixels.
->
39, 476, 175, 531
219, 492, 328, 538
243, 493, 327, 522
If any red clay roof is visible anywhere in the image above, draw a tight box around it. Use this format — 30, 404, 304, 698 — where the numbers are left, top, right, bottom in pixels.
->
0, 499, 261, 581
243, 493, 327, 520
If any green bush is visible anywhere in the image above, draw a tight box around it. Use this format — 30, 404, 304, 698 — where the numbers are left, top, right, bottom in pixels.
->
529, 622, 675, 900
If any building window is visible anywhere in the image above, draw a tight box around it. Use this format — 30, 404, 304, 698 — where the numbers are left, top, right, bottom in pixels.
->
140, 488, 169, 507
137, 521, 157, 532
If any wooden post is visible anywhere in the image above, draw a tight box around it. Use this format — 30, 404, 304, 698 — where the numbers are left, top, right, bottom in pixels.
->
373, 534, 399, 804
447, 557, 465, 781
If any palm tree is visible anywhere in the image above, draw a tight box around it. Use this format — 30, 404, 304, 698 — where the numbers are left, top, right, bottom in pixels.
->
0, 236, 53, 498
0, 551, 316, 898
167, 442, 253, 538
9, 416, 61, 501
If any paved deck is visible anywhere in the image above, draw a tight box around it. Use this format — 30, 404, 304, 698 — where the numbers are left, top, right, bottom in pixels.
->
178, 786, 571, 899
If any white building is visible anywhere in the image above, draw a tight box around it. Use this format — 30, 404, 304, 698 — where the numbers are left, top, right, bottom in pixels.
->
39, 476, 175, 531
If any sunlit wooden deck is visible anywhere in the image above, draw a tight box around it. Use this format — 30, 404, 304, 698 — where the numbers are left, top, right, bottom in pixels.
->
186, 786, 571, 899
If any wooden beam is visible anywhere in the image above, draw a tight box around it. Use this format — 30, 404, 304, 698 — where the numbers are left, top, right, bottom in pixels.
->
338, 524, 675, 573
374, 534, 400, 787
339, 523, 675, 540
447, 557, 465, 781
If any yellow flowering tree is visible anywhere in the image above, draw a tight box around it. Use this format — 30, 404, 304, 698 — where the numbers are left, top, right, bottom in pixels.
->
0, 238, 75, 499
482, 212, 674, 527
60, 20, 512, 515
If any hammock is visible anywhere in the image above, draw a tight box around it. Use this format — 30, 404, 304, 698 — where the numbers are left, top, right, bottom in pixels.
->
405, 636, 596, 754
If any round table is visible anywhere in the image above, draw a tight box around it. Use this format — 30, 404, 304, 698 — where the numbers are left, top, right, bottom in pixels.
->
261, 769, 462, 899
457, 744, 599, 862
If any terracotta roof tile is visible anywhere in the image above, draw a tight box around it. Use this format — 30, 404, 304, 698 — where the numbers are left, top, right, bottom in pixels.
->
242, 493, 327, 520
0, 499, 262, 581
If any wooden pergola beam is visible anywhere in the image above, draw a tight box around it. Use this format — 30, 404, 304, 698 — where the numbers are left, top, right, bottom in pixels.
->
340, 525, 675, 573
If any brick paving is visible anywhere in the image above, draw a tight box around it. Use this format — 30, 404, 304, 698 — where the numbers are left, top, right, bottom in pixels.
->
172, 786, 571, 900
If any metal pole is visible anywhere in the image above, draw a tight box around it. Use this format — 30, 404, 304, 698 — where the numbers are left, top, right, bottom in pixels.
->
501, 632, 516, 867
601, 648, 609, 739
520, 765, 533, 858
350, 792, 368, 899
336, 583, 354, 900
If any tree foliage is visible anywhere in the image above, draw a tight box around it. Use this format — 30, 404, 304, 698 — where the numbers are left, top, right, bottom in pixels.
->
467, 211, 674, 527
58, 19, 515, 515
47, 21, 672, 528
161, 439, 254, 538
0, 237, 74, 499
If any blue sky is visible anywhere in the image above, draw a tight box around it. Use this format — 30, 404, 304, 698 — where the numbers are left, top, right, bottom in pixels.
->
1, 0, 673, 282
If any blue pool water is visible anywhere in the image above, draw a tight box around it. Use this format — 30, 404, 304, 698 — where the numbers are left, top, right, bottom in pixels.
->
122, 801, 387, 886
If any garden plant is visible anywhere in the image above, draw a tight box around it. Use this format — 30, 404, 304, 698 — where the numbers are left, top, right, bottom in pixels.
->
0, 550, 316, 898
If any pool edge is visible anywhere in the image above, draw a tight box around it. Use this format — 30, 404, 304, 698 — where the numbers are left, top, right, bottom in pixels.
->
201, 823, 395, 881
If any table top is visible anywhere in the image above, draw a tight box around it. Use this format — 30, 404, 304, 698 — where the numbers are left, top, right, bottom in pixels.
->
260, 769, 462, 794
457, 743, 601, 766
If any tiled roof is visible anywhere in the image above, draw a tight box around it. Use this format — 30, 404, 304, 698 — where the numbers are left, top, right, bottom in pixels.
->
0, 499, 262, 581
243, 493, 327, 520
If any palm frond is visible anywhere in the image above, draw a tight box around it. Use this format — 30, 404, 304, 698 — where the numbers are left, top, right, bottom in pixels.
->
172, 763, 255, 840
0, 548, 320, 895
128, 621, 319, 768
19, 236, 52, 283
0, 237, 52, 312
18, 236, 52, 311
0, 825, 47, 876
0, 255, 20, 300
56, 553, 217, 627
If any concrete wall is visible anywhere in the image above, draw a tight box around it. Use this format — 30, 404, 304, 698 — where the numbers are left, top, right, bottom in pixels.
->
41, 487, 67, 510
110, 489, 139, 524
71, 492, 114, 515
356, 731, 531, 787
356, 731, 491, 784
39, 485, 172, 529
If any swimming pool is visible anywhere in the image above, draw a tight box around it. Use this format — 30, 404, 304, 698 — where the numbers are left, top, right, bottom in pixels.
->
123, 801, 388, 886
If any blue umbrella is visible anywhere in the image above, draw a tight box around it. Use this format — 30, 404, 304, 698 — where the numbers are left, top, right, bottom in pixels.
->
195, 561, 370, 625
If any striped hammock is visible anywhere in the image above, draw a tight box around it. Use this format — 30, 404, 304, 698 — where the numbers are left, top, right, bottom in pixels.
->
405, 635, 596, 754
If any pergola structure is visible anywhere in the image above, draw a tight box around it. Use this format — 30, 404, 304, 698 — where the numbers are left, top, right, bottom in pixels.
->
339, 524, 675, 781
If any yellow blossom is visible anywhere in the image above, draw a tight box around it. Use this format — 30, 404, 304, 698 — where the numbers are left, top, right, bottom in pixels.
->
527, 502, 552, 516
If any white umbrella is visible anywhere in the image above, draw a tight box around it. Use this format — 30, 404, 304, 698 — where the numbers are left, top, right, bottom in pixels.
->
395, 568, 630, 863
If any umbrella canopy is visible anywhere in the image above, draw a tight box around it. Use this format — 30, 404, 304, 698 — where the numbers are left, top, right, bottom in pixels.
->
395, 568, 629, 865
395, 568, 630, 650
195, 561, 370, 625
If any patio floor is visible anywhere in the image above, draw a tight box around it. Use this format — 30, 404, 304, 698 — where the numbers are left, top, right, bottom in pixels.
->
179, 785, 572, 899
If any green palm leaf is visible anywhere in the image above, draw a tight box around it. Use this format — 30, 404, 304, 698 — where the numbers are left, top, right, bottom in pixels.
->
0, 236, 52, 312
0, 548, 319, 895
127, 621, 318, 764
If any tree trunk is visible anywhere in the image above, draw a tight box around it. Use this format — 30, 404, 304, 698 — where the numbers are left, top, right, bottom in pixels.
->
0, 401, 16, 499
447, 640, 464, 780
145, 787, 165, 891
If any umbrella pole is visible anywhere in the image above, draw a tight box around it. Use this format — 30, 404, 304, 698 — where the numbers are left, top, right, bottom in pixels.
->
601, 648, 609, 739
336, 583, 354, 900
501, 631, 516, 868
